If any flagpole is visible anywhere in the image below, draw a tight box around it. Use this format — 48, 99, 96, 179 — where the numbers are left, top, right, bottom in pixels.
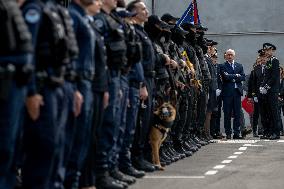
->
152, 0, 155, 14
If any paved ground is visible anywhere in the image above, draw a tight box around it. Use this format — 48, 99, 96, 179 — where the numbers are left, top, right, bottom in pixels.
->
129, 135, 284, 189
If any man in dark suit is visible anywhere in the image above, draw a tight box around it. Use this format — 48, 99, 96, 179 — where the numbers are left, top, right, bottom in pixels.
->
259, 43, 280, 140
220, 49, 245, 139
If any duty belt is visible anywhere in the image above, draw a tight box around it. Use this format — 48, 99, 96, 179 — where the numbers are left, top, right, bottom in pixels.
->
77, 72, 95, 81
144, 70, 156, 78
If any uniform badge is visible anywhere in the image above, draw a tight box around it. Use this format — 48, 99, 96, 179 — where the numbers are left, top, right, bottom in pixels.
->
94, 19, 104, 29
25, 9, 40, 24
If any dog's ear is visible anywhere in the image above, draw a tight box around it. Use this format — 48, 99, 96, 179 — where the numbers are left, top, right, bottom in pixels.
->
153, 109, 160, 116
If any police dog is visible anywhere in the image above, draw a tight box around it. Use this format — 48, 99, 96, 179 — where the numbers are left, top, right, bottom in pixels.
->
149, 102, 176, 170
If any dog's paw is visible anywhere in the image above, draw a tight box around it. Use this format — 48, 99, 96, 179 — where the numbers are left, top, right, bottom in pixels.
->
155, 164, 165, 171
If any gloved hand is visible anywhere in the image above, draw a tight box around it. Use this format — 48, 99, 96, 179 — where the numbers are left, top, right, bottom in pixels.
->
259, 87, 267, 94
216, 89, 222, 97
253, 97, 258, 103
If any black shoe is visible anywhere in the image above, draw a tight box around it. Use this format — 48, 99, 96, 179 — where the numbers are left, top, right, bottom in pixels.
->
120, 166, 145, 178
110, 169, 135, 185
270, 134, 280, 140
260, 135, 269, 139
132, 158, 155, 172
96, 172, 126, 189
160, 150, 173, 163
226, 135, 231, 139
233, 135, 242, 139
188, 138, 201, 148
160, 156, 171, 165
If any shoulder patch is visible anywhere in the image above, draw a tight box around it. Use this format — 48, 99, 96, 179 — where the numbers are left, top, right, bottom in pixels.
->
94, 19, 104, 29
25, 8, 41, 24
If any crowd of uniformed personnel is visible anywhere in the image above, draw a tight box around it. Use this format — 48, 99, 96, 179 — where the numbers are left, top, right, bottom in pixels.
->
0, 0, 281, 189
247, 43, 282, 140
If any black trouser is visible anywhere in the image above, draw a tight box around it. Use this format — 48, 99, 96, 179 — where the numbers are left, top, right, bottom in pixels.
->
252, 101, 260, 133
210, 97, 222, 135
183, 88, 196, 138
132, 78, 154, 159
259, 93, 280, 136
80, 91, 104, 187
196, 90, 208, 133
172, 94, 188, 145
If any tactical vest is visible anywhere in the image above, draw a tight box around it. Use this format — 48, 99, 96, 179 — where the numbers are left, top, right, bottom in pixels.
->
125, 23, 142, 66
0, 0, 32, 55
56, 5, 79, 60
35, 1, 69, 69
105, 13, 127, 70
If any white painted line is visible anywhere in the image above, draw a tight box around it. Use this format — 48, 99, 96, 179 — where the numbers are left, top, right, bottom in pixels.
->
239, 147, 247, 151
234, 152, 243, 155
228, 155, 238, 159
144, 176, 205, 179
243, 144, 263, 147
214, 165, 226, 169
243, 144, 252, 146
222, 160, 232, 164
205, 170, 218, 175
213, 140, 259, 144
263, 140, 270, 142
277, 140, 284, 143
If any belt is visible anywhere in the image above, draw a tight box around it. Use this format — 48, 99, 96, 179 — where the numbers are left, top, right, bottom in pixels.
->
144, 70, 156, 78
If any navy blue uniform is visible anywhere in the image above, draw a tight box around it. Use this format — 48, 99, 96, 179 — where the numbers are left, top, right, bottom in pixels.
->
79, 15, 109, 188
93, 10, 126, 176
64, 2, 95, 189
131, 24, 156, 165
21, 1, 68, 189
0, 4, 33, 188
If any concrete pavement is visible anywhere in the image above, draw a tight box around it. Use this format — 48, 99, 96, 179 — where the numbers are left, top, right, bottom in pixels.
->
129, 136, 284, 189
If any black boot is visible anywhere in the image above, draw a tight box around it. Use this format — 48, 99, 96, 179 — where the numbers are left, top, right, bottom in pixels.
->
132, 157, 155, 172
96, 172, 126, 189
120, 166, 145, 178
110, 168, 136, 185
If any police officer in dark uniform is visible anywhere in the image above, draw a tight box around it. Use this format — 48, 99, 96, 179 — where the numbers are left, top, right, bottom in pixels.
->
64, 0, 96, 188
0, 1, 33, 188
203, 40, 219, 140
78, 1, 110, 188
259, 43, 281, 140
247, 50, 265, 137
21, 0, 69, 188
93, 0, 128, 188
170, 26, 197, 156
106, 2, 143, 186
111, 3, 146, 182
181, 22, 207, 146
126, 0, 157, 173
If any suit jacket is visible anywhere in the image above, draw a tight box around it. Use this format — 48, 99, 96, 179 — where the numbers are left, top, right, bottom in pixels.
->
251, 65, 264, 97
220, 61, 245, 96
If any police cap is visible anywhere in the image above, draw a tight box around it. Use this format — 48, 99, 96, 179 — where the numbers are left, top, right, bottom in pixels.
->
117, 10, 137, 18
173, 26, 189, 36
206, 39, 218, 46
147, 15, 174, 31
263, 43, 276, 50
161, 13, 179, 25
